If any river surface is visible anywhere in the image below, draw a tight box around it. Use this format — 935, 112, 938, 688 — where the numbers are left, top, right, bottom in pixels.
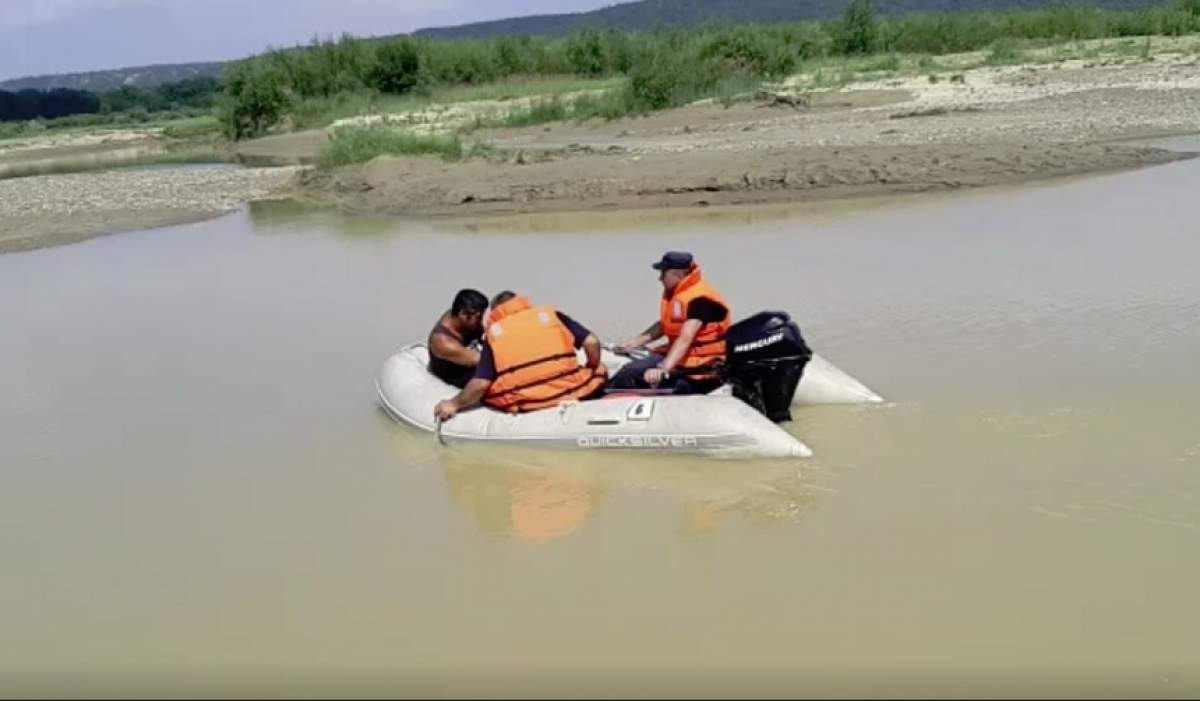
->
2, 152, 1199, 697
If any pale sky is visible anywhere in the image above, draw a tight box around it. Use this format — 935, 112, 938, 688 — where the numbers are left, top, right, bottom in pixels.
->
0, 0, 615, 81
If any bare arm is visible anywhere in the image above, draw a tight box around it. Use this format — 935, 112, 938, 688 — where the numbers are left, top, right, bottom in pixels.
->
659, 319, 703, 374
430, 333, 481, 367
618, 321, 664, 352
435, 378, 491, 420
581, 334, 607, 376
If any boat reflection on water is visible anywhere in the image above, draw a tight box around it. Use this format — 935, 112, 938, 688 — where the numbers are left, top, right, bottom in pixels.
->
434, 443, 818, 543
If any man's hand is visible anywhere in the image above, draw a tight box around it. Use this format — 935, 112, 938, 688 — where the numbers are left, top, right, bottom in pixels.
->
434, 400, 459, 422
643, 367, 667, 386
593, 363, 609, 379
615, 339, 643, 354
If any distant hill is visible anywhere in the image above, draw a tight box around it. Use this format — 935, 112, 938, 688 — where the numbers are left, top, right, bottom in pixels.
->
414, 0, 1171, 39
0, 62, 225, 93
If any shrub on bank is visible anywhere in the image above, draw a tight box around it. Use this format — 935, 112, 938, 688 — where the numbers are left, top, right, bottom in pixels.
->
317, 125, 464, 167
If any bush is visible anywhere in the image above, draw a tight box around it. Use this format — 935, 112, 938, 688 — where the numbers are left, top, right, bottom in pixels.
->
317, 125, 464, 167
369, 40, 422, 94
782, 23, 834, 61
627, 47, 702, 111
701, 26, 796, 77
569, 88, 635, 121
219, 61, 292, 140
837, 0, 879, 54
494, 36, 531, 75
422, 40, 501, 84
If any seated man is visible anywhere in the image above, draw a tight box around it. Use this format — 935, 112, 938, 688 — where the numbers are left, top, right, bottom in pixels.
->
428, 289, 488, 388
434, 291, 607, 420
610, 251, 730, 395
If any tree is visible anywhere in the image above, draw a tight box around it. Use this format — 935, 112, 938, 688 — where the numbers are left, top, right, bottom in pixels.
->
158, 76, 223, 108
14, 89, 43, 120
42, 88, 100, 119
219, 61, 291, 140
565, 29, 609, 77
0, 91, 16, 121
837, 0, 878, 55
368, 40, 422, 94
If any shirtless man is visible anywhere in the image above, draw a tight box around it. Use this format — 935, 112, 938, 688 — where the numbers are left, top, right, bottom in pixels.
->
427, 289, 488, 388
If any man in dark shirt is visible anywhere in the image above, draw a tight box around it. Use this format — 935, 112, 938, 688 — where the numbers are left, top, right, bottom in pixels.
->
609, 251, 731, 394
427, 289, 488, 388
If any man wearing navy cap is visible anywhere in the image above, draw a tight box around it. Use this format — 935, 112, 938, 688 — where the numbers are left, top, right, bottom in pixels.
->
610, 251, 732, 394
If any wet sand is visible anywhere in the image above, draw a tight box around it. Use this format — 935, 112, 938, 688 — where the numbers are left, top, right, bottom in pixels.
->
298, 141, 1189, 218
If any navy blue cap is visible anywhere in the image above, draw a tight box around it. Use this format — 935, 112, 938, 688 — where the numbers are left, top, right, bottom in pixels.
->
651, 251, 694, 271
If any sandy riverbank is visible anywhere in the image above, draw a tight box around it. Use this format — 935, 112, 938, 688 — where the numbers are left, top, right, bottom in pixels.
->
298, 53, 1200, 217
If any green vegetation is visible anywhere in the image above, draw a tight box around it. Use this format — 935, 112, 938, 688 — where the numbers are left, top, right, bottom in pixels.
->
472, 88, 634, 129
316, 126, 467, 167
10, 1, 1200, 161
0, 76, 225, 141
219, 3, 1200, 140
160, 116, 223, 139
218, 61, 291, 140
983, 37, 1023, 64
837, 0, 881, 54
0, 63, 224, 93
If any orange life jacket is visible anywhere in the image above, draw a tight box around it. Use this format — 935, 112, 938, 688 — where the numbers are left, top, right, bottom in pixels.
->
484, 296, 605, 413
658, 265, 731, 374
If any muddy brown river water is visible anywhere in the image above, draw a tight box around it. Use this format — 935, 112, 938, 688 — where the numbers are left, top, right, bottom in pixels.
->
2, 148, 1199, 697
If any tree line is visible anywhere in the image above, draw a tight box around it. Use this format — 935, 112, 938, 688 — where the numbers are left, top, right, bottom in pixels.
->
0, 88, 99, 122
219, 0, 1200, 138
0, 76, 223, 123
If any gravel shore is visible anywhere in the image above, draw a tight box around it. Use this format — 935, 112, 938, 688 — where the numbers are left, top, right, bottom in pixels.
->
0, 166, 302, 254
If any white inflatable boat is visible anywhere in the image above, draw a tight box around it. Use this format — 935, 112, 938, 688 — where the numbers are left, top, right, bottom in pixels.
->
375, 343, 883, 460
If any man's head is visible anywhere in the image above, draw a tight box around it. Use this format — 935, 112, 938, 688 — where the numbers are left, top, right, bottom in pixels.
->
491, 290, 517, 308
651, 251, 696, 295
450, 288, 488, 334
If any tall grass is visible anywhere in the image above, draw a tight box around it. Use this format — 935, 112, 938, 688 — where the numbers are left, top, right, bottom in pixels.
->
317, 125, 465, 167
985, 38, 1028, 65
160, 116, 223, 139
476, 88, 635, 129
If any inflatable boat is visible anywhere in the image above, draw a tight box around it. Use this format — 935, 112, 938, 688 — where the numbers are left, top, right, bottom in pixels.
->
377, 310, 882, 459
377, 343, 814, 459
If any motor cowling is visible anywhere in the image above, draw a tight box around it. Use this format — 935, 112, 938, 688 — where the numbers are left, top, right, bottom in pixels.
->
723, 311, 812, 423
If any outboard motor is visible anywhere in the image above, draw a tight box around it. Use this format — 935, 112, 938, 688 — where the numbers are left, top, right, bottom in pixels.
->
723, 311, 812, 423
